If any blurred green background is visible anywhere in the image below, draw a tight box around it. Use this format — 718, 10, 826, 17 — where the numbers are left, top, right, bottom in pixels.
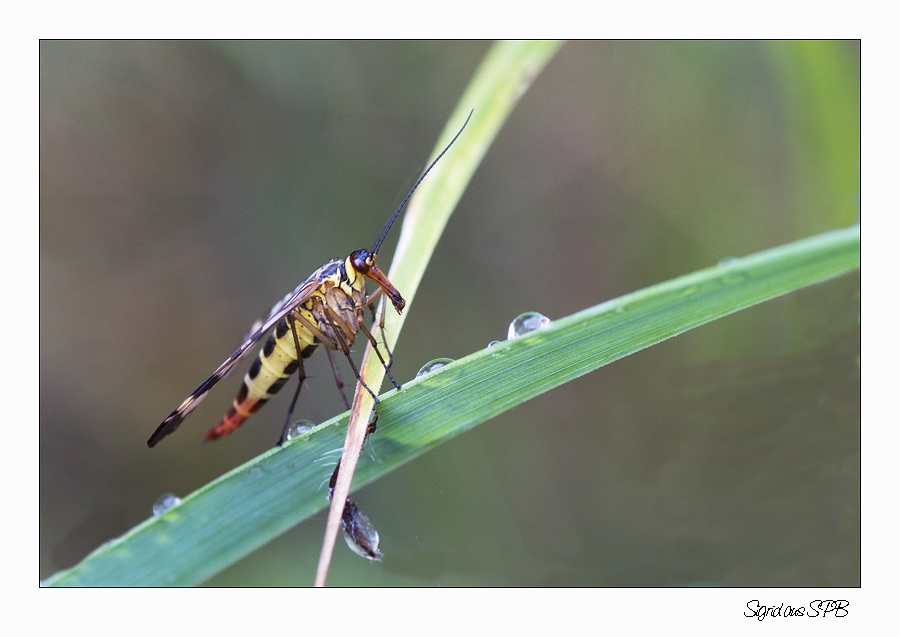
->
40, 41, 860, 586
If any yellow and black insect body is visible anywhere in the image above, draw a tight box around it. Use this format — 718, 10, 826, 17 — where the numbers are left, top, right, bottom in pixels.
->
204, 252, 402, 443
147, 111, 471, 448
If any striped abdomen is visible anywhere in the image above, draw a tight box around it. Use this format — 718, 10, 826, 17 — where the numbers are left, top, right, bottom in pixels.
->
205, 313, 318, 441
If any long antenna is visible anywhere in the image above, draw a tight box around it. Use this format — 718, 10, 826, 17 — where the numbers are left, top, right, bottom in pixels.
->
371, 109, 474, 255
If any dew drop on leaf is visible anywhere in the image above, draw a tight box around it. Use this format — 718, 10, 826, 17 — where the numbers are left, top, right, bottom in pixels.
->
507, 312, 551, 339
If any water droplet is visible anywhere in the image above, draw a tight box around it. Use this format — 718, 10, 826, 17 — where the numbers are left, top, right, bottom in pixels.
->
507, 312, 550, 339
152, 493, 181, 517
285, 419, 315, 441
718, 256, 739, 266
416, 358, 454, 378
328, 461, 383, 561
487, 340, 501, 347
342, 503, 383, 561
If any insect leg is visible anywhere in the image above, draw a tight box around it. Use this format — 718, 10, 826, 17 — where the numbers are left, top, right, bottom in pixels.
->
324, 346, 351, 410
359, 288, 400, 389
361, 410, 379, 461
363, 287, 383, 316
356, 317, 401, 390
318, 298, 381, 404
320, 303, 356, 352
330, 336, 379, 404
277, 314, 310, 446
366, 291, 396, 371
292, 310, 340, 351
292, 298, 378, 403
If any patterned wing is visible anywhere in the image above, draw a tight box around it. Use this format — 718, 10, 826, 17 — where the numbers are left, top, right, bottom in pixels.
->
147, 272, 324, 447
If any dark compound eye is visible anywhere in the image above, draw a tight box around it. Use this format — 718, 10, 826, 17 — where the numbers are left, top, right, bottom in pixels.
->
350, 249, 372, 273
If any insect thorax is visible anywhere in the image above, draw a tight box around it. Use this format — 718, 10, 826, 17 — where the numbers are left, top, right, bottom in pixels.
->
287, 256, 368, 349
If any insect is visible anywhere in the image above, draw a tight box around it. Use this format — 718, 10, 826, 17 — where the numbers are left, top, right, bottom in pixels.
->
148, 111, 472, 448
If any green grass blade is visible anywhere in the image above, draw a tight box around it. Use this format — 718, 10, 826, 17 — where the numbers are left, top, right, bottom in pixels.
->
43, 224, 859, 586
379, 39, 565, 351
317, 38, 563, 585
